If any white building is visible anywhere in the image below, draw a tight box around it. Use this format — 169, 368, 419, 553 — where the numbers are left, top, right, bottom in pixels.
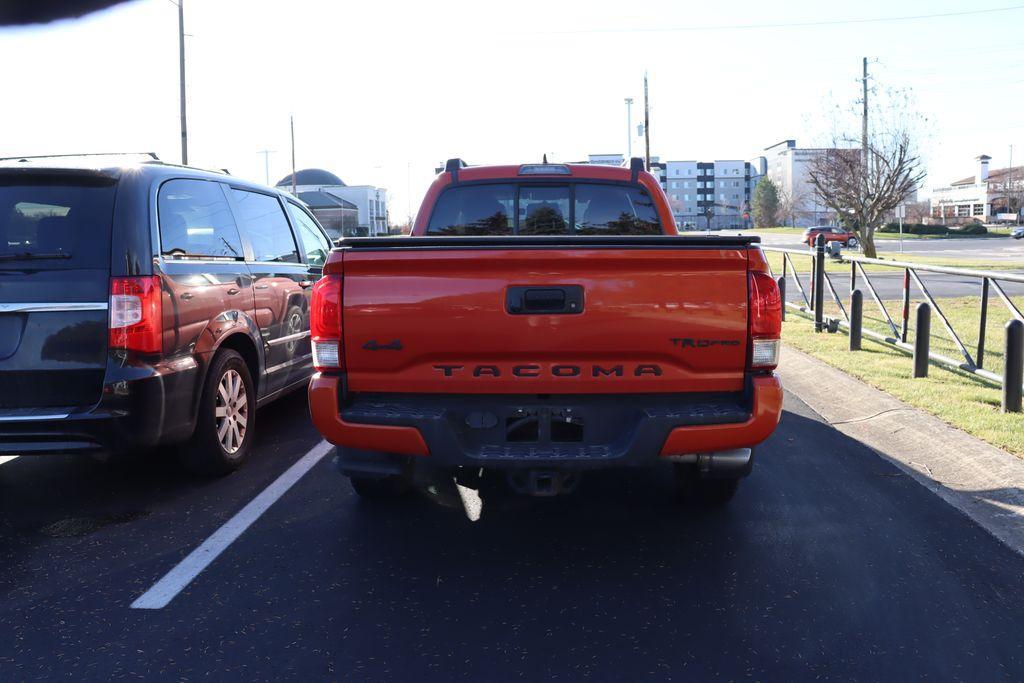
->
930, 155, 1023, 222
585, 153, 626, 166
653, 159, 762, 229
763, 140, 851, 226
276, 169, 388, 236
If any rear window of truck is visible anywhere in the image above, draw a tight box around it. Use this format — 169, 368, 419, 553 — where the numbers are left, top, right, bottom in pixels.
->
426, 183, 663, 236
0, 175, 116, 268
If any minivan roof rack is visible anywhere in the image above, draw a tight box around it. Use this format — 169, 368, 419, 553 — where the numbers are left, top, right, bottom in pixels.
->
0, 152, 161, 163
444, 158, 468, 182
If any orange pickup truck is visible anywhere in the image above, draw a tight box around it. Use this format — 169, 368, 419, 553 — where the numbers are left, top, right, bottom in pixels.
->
308, 158, 782, 505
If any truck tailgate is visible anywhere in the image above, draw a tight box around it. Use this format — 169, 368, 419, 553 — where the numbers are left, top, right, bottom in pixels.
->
340, 238, 752, 394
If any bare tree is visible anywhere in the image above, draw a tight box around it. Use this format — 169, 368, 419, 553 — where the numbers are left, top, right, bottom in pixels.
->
990, 168, 1024, 218
904, 199, 930, 223
805, 77, 928, 257
807, 130, 924, 258
776, 188, 794, 227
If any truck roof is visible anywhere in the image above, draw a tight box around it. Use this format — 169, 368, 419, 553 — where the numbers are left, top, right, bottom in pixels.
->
452, 163, 638, 183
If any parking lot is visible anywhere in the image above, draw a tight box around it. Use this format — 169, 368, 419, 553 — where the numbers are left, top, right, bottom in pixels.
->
5, 386, 1024, 679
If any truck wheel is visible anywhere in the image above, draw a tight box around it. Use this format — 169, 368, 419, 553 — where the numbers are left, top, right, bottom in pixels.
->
349, 475, 411, 500
180, 350, 255, 476
673, 464, 740, 506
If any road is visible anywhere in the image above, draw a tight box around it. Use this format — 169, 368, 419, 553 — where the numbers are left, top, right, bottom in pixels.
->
721, 229, 1024, 262
4, 389, 1024, 679
713, 230, 1024, 301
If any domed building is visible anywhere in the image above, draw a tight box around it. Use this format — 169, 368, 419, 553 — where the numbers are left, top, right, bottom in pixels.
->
277, 168, 388, 238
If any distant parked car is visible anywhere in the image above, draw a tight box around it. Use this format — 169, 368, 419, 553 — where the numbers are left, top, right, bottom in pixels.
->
1012, 226, 1024, 239
803, 225, 858, 248
0, 154, 335, 474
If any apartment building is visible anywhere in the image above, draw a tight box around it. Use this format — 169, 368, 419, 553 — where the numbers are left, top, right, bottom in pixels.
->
652, 159, 762, 229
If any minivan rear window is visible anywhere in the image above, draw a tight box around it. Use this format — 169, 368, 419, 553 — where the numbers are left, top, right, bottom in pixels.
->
426, 182, 664, 236
0, 175, 116, 268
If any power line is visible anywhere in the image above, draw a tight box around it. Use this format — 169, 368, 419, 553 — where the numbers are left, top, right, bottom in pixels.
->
549, 4, 1024, 35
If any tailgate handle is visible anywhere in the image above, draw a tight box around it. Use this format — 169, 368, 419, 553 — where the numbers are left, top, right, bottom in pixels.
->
507, 286, 584, 315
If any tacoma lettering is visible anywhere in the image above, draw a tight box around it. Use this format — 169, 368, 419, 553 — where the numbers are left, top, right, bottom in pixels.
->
432, 364, 663, 378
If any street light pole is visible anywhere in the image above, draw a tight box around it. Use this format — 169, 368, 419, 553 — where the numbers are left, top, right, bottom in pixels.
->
257, 150, 276, 186
178, 0, 187, 165
624, 98, 633, 158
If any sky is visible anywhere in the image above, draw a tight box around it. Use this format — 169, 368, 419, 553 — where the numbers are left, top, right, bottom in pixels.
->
1, 0, 1022, 221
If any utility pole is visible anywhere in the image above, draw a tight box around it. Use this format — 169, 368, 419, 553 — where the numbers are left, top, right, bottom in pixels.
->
624, 97, 633, 158
643, 72, 651, 171
290, 116, 297, 197
406, 161, 413, 230
178, 0, 188, 165
257, 150, 276, 185
861, 57, 869, 199
1010, 144, 1015, 218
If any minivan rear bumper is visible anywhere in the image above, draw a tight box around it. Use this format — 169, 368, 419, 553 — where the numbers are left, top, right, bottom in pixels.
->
0, 358, 201, 456
309, 373, 782, 471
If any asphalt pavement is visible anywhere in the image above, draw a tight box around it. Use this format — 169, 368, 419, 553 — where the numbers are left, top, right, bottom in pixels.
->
722, 229, 1024, 262
4, 388, 1024, 679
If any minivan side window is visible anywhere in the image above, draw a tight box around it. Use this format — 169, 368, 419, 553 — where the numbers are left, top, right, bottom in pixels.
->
231, 189, 300, 263
158, 179, 243, 259
287, 202, 332, 267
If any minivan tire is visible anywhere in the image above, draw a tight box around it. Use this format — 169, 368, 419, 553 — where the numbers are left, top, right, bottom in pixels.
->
180, 349, 256, 476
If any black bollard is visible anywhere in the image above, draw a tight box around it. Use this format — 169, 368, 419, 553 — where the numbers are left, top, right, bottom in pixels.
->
1004, 319, 1023, 413
814, 234, 825, 332
850, 289, 863, 351
913, 303, 931, 378
777, 276, 786, 322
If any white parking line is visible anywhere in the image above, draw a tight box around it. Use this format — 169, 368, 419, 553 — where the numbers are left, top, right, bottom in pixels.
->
0, 455, 19, 466
131, 439, 333, 610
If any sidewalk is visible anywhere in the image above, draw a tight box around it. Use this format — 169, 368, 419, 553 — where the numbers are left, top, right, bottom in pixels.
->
779, 344, 1024, 556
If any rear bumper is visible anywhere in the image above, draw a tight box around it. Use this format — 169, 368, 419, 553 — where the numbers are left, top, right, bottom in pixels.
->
0, 358, 200, 455
308, 373, 782, 471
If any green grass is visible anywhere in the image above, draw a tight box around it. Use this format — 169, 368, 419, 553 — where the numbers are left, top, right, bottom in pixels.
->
782, 294, 1024, 456
763, 250, 1021, 276
875, 227, 1012, 240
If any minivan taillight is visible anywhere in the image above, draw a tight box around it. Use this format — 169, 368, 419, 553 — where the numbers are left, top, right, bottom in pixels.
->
748, 271, 782, 370
109, 276, 162, 354
311, 274, 343, 372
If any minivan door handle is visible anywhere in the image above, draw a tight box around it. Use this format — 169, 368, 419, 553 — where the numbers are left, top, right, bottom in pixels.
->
506, 285, 584, 315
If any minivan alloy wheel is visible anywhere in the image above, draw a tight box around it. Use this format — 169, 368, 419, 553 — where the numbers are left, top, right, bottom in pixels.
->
215, 368, 248, 454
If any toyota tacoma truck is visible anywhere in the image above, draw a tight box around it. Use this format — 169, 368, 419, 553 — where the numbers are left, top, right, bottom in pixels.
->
307, 158, 782, 504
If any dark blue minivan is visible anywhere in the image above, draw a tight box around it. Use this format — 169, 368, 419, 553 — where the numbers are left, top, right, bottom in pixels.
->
0, 154, 334, 473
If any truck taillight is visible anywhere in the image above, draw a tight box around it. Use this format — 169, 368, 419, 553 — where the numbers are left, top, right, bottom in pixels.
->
748, 271, 782, 369
109, 276, 162, 354
311, 274, 343, 372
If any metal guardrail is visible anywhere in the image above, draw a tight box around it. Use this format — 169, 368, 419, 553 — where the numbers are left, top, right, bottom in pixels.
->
762, 235, 1024, 412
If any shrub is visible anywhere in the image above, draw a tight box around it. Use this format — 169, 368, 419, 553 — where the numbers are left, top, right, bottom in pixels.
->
949, 222, 987, 235
878, 222, 948, 235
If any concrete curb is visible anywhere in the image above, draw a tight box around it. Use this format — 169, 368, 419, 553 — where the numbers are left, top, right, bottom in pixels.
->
778, 343, 1024, 557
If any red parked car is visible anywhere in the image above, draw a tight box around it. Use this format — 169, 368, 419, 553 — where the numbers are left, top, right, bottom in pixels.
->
308, 158, 783, 505
803, 225, 859, 248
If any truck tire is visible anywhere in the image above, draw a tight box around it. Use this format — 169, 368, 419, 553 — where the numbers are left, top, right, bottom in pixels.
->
673, 464, 740, 506
180, 350, 255, 476
349, 475, 411, 500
